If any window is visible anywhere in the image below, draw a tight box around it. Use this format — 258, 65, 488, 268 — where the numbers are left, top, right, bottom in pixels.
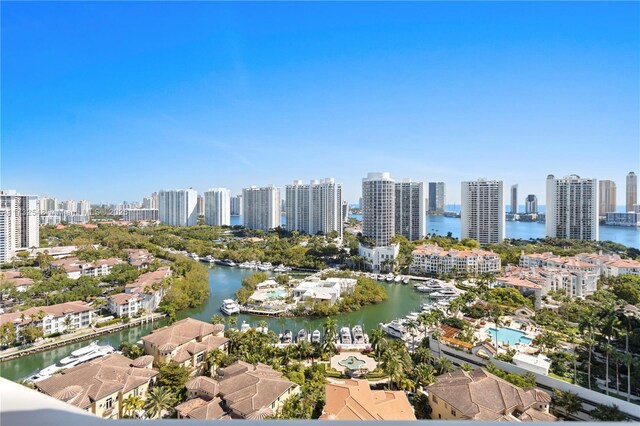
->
196, 353, 204, 363
432, 395, 438, 404
105, 398, 113, 410
451, 409, 456, 417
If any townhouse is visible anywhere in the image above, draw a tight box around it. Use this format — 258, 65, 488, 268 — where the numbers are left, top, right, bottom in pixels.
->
410, 244, 502, 276
0, 300, 94, 340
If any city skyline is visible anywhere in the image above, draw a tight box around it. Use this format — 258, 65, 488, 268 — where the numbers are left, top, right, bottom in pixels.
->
2, 2, 638, 203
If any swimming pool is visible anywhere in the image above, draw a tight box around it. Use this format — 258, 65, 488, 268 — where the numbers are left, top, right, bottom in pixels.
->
338, 356, 366, 371
487, 327, 532, 346
265, 289, 288, 299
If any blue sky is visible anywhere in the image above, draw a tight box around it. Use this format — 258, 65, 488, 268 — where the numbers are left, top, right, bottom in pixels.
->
2, 2, 638, 205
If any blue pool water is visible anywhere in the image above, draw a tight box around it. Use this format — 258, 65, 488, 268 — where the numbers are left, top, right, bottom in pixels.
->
266, 289, 287, 299
488, 327, 533, 346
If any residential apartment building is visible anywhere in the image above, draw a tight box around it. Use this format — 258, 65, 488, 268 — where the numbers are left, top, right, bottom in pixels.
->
230, 195, 243, 216
197, 195, 205, 216
0, 301, 94, 339
35, 353, 158, 419
242, 185, 280, 231
598, 180, 617, 216
285, 178, 343, 237
627, 171, 637, 212
0, 191, 40, 264
410, 244, 502, 276
428, 182, 446, 214
122, 208, 159, 222
605, 212, 639, 227
107, 293, 143, 317
204, 188, 231, 226
525, 194, 538, 214
510, 184, 518, 214
142, 192, 159, 209
461, 179, 504, 244
158, 188, 198, 227
38, 197, 58, 213
141, 318, 228, 373
50, 257, 124, 279
124, 266, 172, 312
395, 180, 425, 241
125, 248, 155, 269
546, 174, 598, 241
361, 172, 395, 246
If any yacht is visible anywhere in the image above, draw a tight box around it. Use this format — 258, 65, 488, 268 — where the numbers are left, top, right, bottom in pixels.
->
281, 330, 293, 344
385, 274, 394, 282
240, 321, 251, 333
380, 319, 407, 339
405, 312, 420, 321
273, 264, 290, 273
427, 283, 446, 292
189, 253, 200, 261
416, 285, 435, 293
216, 259, 236, 267
220, 299, 240, 315
352, 325, 365, 344
297, 329, 308, 343
402, 277, 410, 284
340, 327, 352, 344
430, 289, 458, 299
29, 342, 114, 382
258, 262, 273, 271
311, 329, 321, 343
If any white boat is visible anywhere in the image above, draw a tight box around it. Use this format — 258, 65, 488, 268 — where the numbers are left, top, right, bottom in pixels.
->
340, 327, 352, 344
240, 321, 251, 333
415, 285, 434, 293
257, 262, 273, 271
352, 325, 365, 344
273, 264, 290, 273
380, 320, 407, 339
281, 330, 293, 344
430, 289, 457, 299
256, 325, 269, 334
405, 312, 420, 321
385, 274, 394, 282
402, 277, 410, 284
29, 342, 114, 382
189, 253, 200, 261
311, 329, 321, 343
394, 275, 402, 283
220, 299, 240, 315
297, 329, 308, 342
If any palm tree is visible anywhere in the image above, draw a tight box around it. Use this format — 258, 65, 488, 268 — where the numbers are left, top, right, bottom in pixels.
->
63, 316, 75, 333
228, 317, 238, 330
211, 314, 224, 325
433, 356, 454, 375
369, 328, 387, 358
431, 330, 442, 356
620, 352, 635, 403
206, 349, 226, 375
405, 319, 419, 351
601, 344, 613, 396
579, 308, 599, 390
257, 320, 268, 331
413, 363, 436, 390
599, 312, 620, 396
552, 390, 581, 419
323, 317, 337, 345
121, 394, 144, 418
143, 387, 176, 419
491, 308, 503, 352
380, 348, 403, 389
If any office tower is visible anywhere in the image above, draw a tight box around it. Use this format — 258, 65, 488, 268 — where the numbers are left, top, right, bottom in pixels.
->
143, 192, 159, 209
0, 191, 40, 263
598, 180, 617, 216
461, 179, 505, 244
204, 188, 230, 226
395, 180, 425, 241
627, 172, 637, 212
525, 194, 538, 214
38, 197, 57, 213
285, 178, 343, 237
510, 184, 518, 214
546, 174, 598, 241
230, 195, 243, 216
197, 195, 205, 216
362, 172, 395, 246
158, 189, 198, 227
242, 185, 280, 231
428, 182, 446, 214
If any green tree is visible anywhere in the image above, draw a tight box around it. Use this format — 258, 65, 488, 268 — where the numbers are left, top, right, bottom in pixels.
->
119, 341, 144, 359
21, 325, 43, 344
155, 362, 190, 397
552, 390, 581, 419
0, 322, 17, 347
143, 386, 177, 419
589, 404, 628, 421
121, 394, 144, 418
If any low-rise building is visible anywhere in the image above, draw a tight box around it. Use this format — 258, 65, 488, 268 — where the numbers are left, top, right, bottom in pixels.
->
358, 243, 400, 272
124, 266, 172, 312
410, 244, 501, 276
605, 212, 639, 227
292, 277, 356, 306
426, 369, 556, 422
0, 300, 94, 339
176, 376, 228, 420
107, 293, 143, 317
0, 270, 35, 293
50, 257, 124, 280
34, 353, 158, 419
125, 249, 155, 269
602, 259, 640, 277
320, 379, 416, 420
141, 318, 228, 373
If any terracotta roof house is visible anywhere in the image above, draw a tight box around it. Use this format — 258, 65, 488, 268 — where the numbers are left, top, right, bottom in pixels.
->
124, 266, 172, 312
426, 369, 556, 422
34, 353, 158, 419
141, 318, 228, 373
176, 376, 228, 420
320, 379, 416, 420
0, 301, 94, 339
107, 293, 143, 318
216, 361, 299, 419
0, 270, 35, 293
50, 257, 124, 279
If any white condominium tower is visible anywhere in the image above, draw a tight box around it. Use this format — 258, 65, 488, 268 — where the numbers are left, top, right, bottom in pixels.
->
158, 188, 198, 227
627, 172, 637, 212
461, 179, 505, 244
143, 192, 159, 209
285, 178, 343, 237
546, 174, 598, 241
0, 190, 40, 264
242, 185, 280, 231
362, 172, 395, 246
598, 180, 617, 216
428, 182, 446, 213
230, 195, 243, 216
204, 188, 230, 226
510, 184, 518, 214
395, 179, 425, 241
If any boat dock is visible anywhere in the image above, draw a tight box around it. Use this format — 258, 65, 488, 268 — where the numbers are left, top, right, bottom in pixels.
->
239, 306, 289, 317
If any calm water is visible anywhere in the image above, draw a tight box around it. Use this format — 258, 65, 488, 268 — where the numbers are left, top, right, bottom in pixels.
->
0, 266, 424, 381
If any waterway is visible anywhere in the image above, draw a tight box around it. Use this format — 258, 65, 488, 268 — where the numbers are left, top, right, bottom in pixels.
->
0, 266, 425, 381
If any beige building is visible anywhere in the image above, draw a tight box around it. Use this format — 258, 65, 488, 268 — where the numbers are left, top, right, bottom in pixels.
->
176, 376, 228, 420
124, 266, 172, 312
320, 379, 416, 420
50, 257, 124, 280
141, 318, 228, 373
410, 244, 502, 276
34, 353, 158, 419
426, 369, 556, 422
0, 300, 94, 340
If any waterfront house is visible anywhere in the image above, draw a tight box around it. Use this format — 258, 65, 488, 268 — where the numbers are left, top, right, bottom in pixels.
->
50, 257, 124, 280
141, 318, 228, 373
124, 266, 171, 312
125, 248, 155, 269
176, 376, 228, 420
0, 300, 94, 340
107, 293, 143, 317
320, 379, 416, 420
410, 244, 501, 276
426, 368, 556, 422
0, 270, 35, 294
292, 277, 356, 306
34, 353, 158, 420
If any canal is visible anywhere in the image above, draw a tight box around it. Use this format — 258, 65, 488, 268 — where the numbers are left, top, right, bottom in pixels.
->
0, 265, 425, 381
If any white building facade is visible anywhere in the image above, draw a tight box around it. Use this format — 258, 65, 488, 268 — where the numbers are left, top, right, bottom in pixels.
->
242, 185, 280, 231
545, 174, 598, 241
158, 188, 198, 227
395, 180, 425, 241
598, 180, 617, 216
204, 188, 231, 226
285, 178, 343, 237
0, 191, 40, 264
461, 179, 505, 244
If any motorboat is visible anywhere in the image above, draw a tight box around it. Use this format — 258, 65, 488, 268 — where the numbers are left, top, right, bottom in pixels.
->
256, 325, 269, 334
297, 329, 308, 342
311, 329, 321, 343
394, 275, 402, 283
281, 330, 293, 344
416, 285, 435, 293
385, 274, 394, 282
352, 325, 365, 344
29, 342, 114, 382
405, 312, 420, 321
380, 319, 407, 339
430, 289, 458, 299
402, 277, 410, 284
189, 253, 200, 261
220, 299, 240, 315
258, 262, 273, 271
340, 327, 352, 344
240, 321, 251, 333
216, 259, 236, 267
273, 264, 290, 273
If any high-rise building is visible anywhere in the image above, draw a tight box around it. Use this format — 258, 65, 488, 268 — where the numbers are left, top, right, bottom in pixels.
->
598, 180, 617, 216
38, 197, 57, 214
142, 192, 159, 209
626, 172, 637, 212
395, 180, 425, 241
546, 174, 598, 241
428, 182, 446, 214
461, 179, 505, 244
242, 185, 280, 231
77, 200, 91, 217
158, 189, 198, 227
525, 194, 538, 214
510, 184, 518, 214
362, 172, 395, 246
230, 195, 243, 216
285, 179, 343, 237
0, 191, 40, 264
197, 195, 205, 217
342, 201, 349, 223
123, 208, 159, 221
204, 188, 230, 226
